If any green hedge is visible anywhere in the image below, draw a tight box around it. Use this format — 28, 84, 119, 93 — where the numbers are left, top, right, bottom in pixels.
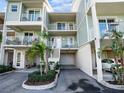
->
0, 65, 15, 73
28, 70, 57, 82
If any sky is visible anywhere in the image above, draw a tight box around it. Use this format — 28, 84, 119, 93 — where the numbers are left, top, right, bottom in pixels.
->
0, 0, 73, 12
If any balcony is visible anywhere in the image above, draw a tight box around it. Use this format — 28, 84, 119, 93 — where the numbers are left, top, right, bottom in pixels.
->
100, 21, 124, 39
48, 23, 77, 35
49, 40, 78, 49
5, 36, 39, 46
21, 14, 42, 22
48, 23, 77, 31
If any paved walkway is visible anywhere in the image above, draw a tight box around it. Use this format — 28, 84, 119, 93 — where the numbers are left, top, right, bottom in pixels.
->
0, 69, 124, 93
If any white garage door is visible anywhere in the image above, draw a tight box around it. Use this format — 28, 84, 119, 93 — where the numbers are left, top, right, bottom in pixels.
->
60, 54, 75, 65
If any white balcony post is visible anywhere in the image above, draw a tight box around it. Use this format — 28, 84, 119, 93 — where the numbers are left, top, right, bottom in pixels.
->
0, 25, 7, 65
91, 2, 103, 81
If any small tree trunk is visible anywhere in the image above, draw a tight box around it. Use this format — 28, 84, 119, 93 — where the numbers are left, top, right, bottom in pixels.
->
40, 62, 42, 76
44, 50, 49, 74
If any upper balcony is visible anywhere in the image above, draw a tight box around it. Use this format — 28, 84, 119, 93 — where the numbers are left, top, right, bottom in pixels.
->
48, 13, 77, 35
100, 21, 124, 39
6, 1, 44, 31
48, 23, 77, 35
49, 40, 78, 50
20, 13, 42, 22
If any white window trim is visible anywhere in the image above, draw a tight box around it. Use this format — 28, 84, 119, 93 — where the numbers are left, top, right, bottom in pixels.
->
56, 22, 67, 30
9, 4, 18, 13
26, 8, 42, 21
98, 17, 117, 31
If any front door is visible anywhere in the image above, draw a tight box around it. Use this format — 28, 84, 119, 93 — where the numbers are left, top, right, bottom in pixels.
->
28, 10, 40, 21
56, 37, 62, 48
24, 32, 33, 45
67, 37, 74, 48
15, 51, 24, 68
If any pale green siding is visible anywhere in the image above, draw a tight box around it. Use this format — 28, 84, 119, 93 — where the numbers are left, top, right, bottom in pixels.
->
77, 0, 89, 46
6, 2, 21, 21
78, 17, 88, 45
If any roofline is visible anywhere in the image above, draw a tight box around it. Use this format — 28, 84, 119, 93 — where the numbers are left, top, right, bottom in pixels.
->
45, 0, 54, 12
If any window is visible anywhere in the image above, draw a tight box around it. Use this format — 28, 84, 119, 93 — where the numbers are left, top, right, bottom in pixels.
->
17, 52, 21, 66
11, 5, 17, 12
28, 10, 40, 21
24, 32, 33, 44
99, 19, 115, 37
57, 23, 65, 30
69, 23, 74, 30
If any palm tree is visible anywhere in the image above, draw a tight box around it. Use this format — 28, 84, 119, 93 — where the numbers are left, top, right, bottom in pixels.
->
26, 31, 49, 76
111, 30, 123, 65
101, 30, 124, 84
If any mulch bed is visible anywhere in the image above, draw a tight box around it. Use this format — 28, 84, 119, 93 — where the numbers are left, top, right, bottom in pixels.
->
25, 79, 54, 86
107, 81, 124, 85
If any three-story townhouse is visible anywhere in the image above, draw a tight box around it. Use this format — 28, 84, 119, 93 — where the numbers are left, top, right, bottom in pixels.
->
2, 0, 124, 83
0, 0, 53, 69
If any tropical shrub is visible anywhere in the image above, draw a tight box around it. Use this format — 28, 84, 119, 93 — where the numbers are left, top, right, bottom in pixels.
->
0, 65, 15, 73
26, 31, 49, 76
101, 30, 124, 84
28, 70, 56, 82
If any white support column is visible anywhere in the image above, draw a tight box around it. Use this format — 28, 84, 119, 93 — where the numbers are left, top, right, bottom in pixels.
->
13, 49, 16, 68
42, 3, 45, 32
0, 1, 8, 65
0, 25, 7, 65
91, 2, 103, 81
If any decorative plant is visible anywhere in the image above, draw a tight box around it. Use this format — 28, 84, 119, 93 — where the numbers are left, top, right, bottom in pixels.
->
101, 30, 124, 84
26, 31, 49, 76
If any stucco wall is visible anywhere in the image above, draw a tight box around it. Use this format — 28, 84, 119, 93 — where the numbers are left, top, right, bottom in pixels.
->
76, 43, 93, 76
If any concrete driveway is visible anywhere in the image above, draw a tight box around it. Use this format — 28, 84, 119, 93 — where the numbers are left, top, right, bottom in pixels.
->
0, 69, 124, 93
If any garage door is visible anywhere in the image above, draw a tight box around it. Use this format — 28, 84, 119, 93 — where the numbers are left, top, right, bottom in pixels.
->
60, 53, 75, 65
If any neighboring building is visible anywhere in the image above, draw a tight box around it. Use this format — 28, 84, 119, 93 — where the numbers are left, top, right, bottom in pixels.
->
0, 0, 53, 69
0, 0, 77, 69
72, 0, 124, 81
1, 0, 124, 82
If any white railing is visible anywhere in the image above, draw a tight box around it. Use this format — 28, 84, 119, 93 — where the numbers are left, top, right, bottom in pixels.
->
48, 24, 77, 31
49, 40, 78, 49
21, 14, 42, 21
5, 36, 39, 45
100, 21, 124, 39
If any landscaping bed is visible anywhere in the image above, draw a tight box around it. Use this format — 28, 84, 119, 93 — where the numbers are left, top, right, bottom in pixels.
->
25, 70, 57, 86
107, 81, 124, 85
0, 65, 15, 74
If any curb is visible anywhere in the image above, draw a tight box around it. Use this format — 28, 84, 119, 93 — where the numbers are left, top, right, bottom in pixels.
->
0, 71, 14, 76
22, 70, 60, 90
100, 81, 124, 90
